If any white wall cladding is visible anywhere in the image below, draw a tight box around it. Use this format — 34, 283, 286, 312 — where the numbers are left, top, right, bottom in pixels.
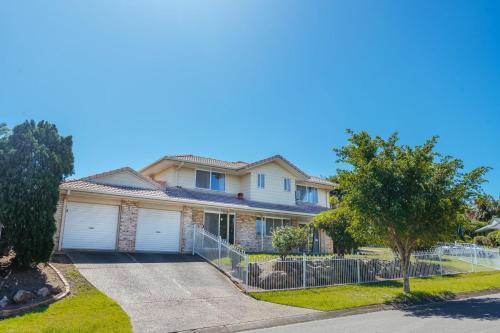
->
317, 189, 330, 208
135, 208, 181, 252
248, 162, 296, 205
62, 202, 119, 250
154, 168, 177, 186
149, 162, 331, 207
93, 171, 157, 189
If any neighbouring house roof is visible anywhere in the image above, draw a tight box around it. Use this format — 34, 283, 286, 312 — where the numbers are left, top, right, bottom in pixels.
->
475, 217, 500, 233
141, 154, 335, 188
80, 167, 161, 189
60, 180, 330, 216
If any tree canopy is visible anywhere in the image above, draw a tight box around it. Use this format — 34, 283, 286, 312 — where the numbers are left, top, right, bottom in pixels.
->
313, 205, 358, 256
0, 120, 74, 268
335, 130, 488, 292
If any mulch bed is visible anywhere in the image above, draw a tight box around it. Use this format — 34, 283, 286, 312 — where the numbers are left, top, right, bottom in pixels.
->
0, 252, 65, 310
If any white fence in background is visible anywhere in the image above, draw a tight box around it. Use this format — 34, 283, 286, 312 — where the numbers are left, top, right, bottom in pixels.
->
435, 242, 500, 271
192, 232, 499, 292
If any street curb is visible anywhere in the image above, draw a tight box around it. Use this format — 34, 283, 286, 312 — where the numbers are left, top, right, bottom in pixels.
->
182, 288, 500, 333
0, 263, 71, 318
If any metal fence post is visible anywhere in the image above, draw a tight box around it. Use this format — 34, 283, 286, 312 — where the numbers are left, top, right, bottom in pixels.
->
470, 248, 474, 272
438, 249, 443, 275
218, 236, 222, 268
192, 224, 196, 256
245, 254, 249, 289
302, 253, 306, 289
357, 259, 361, 283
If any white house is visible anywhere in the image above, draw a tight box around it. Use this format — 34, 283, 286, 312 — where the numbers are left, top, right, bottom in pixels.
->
55, 154, 335, 254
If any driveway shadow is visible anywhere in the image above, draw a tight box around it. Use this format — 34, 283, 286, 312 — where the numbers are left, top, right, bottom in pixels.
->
65, 251, 205, 265
401, 297, 500, 320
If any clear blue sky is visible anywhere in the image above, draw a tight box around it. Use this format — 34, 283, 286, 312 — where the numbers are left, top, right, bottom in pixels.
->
1, 1, 499, 196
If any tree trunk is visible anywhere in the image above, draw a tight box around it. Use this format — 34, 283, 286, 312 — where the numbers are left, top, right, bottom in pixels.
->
401, 252, 411, 293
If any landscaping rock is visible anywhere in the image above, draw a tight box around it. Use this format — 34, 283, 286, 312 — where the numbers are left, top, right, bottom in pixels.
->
13, 289, 34, 304
50, 286, 62, 295
0, 296, 9, 308
37, 287, 50, 297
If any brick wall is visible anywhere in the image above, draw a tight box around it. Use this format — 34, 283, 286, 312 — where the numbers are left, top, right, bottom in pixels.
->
321, 230, 334, 253
181, 206, 204, 252
117, 201, 138, 252
235, 213, 260, 251
53, 195, 66, 251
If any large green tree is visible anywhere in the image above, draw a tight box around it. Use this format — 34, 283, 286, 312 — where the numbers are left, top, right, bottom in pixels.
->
335, 130, 488, 292
0, 120, 74, 268
313, 205, 358, 256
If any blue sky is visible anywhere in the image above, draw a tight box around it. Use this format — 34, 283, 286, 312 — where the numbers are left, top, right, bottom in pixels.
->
1, 1, 499, 196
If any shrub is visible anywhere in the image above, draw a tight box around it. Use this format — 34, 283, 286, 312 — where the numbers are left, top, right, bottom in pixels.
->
473, 235, 492, 247
313, 205, 359, 256
487, 231, 500, 247
271, 226, 308, 260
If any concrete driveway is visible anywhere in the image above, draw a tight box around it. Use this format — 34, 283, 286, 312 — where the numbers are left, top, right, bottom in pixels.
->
67, 251, 315, 333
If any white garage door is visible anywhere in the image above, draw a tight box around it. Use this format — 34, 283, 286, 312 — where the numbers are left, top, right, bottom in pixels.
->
62, 202, 119, 250
135, 208, 180, 252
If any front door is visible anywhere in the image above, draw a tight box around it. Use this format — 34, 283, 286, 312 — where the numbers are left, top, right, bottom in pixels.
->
204, 212, 235, 244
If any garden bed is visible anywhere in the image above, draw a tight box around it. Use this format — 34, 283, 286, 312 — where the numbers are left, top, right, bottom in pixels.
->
0, 253, 65, 312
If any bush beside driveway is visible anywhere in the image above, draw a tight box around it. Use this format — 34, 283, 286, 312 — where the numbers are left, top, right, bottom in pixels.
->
0, 254, 132, 333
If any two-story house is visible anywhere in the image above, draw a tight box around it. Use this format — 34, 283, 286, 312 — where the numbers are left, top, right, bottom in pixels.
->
55, 155, 335, 254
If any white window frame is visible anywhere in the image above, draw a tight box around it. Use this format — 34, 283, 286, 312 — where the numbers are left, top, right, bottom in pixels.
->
255, 216, 291, 240
296, 185, 318, 204
195, 169, 226, 191
203, 210, 236, 243
284, 178, 291, 192
257, 173, 265, 189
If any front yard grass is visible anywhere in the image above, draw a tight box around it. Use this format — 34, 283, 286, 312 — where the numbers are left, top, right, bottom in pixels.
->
251, 270, 500, 311
0, 255, 132, 333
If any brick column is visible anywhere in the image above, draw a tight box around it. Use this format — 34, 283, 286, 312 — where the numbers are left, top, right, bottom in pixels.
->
321, 230, 334, 254
117, 201, 138, 252
53, 194, 67, 251
235, 213, 258, 252
181, 206, 204, 253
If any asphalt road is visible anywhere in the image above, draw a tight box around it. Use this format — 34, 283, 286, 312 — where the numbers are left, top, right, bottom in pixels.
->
245, 293, 500, 333
66, 251, 315, 333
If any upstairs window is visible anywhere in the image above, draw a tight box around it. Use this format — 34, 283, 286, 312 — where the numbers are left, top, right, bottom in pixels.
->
257, 173, 265, 189
196, 170, 225, 191
284, 178, 291, 192
296, 185, 318, 204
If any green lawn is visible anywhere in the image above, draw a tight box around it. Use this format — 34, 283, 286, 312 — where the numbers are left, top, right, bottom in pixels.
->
0, 256, 132, 333
251, 270, 500, 311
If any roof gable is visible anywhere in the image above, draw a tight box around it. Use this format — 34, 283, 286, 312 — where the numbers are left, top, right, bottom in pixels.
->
140, 154, 335, 188
80, 167, 160, 190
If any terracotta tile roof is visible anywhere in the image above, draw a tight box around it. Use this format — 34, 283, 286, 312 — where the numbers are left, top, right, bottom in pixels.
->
167, 155, 248, 169
60, 180, 169, 200
305, 176, 335, 186
80, 167, 161, 189
60, 180, 329, 215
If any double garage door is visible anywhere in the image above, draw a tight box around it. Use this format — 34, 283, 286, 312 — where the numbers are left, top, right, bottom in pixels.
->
62, 202, 180, 252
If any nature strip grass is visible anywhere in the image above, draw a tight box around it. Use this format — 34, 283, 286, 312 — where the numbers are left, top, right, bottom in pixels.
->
251, 270, 500, 311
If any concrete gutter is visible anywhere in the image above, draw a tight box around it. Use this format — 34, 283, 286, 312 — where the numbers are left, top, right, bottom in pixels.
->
183, 288, 500, 333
